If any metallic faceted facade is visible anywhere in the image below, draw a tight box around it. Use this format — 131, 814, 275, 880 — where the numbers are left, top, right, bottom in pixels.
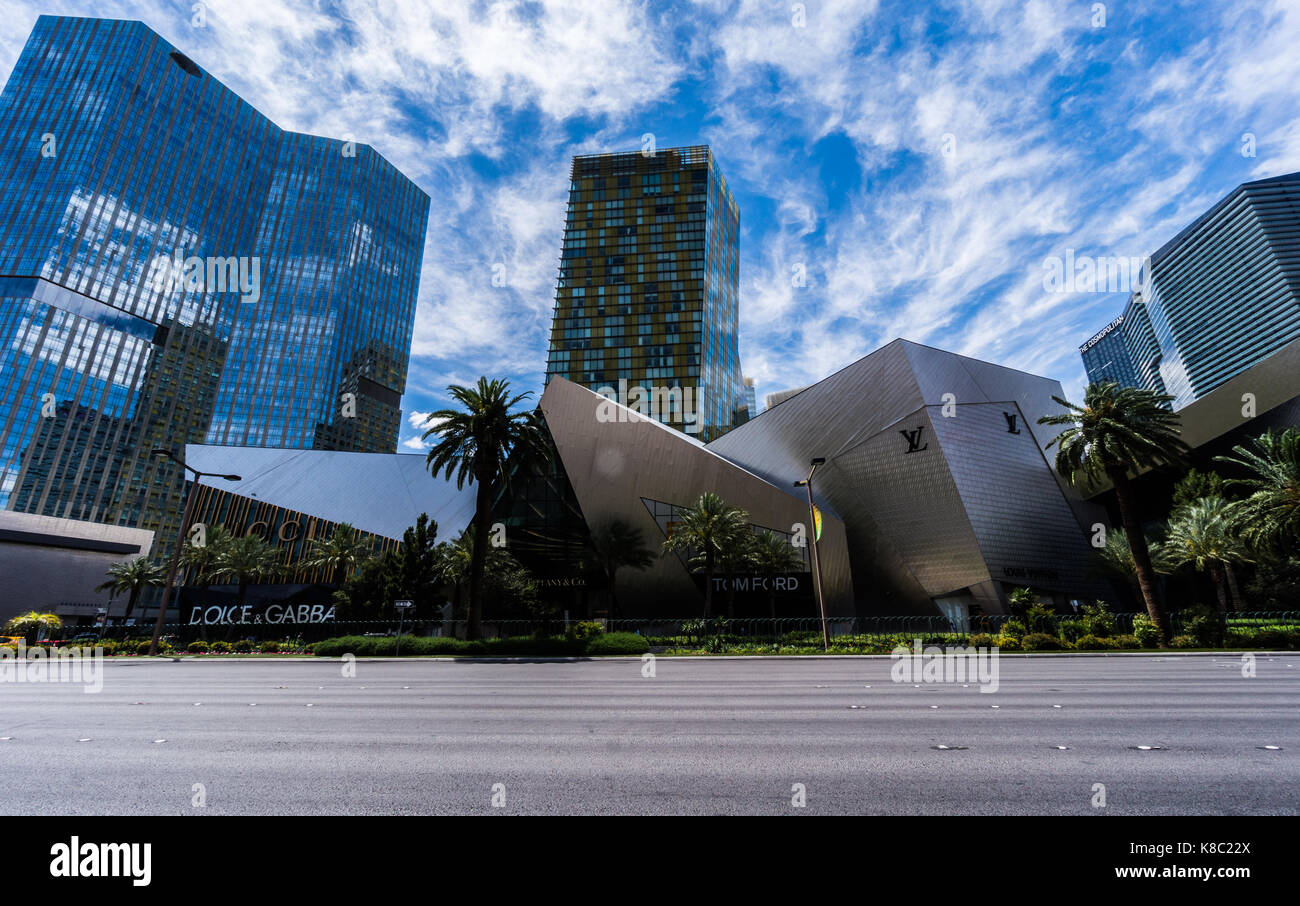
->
1082, 172, 1300, 407
544, 146, 746, 441
538, 376, 852, 616
0, 16, 428, 553
706, 340, 1109, 617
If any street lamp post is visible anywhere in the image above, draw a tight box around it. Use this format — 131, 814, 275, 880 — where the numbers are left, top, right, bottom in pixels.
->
794, 457, 829, 651
148, 449, 241, 656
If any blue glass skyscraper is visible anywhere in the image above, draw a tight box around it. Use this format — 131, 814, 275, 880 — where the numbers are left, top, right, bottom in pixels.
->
1078, 314, 1138, 389
0, 16, 428, 546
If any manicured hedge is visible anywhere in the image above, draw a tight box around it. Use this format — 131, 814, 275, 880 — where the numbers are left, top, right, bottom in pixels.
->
310, 631, 649, 658
584, 632, 650, 655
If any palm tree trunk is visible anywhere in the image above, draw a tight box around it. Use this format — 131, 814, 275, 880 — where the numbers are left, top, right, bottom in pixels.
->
1224, 562, 1243, 612
608, 568, 619, 620
726, 571, 737, 618
467, 479, 494, 640
769, 585, 777, 620
124, 587, 140, 622
1211, 563, 1229, 646
702, 553, 714, 618
1111, 472, 1169, 647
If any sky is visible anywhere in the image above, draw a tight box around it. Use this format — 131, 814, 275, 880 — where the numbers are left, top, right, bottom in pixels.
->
2, 0, 1298, 454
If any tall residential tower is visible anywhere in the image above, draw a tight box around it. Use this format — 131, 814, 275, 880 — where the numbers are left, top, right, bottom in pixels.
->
544, 146, 745, 440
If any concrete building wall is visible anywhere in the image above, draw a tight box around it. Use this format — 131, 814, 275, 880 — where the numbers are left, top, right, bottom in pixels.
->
0, 511, 154, 625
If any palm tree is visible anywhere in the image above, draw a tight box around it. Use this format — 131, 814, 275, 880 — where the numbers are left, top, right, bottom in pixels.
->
662, 492, 751, 618
423, 377, 549, 640
589, 520, 655, 619
211, 534, 285, 611
179, 524, 234, 613
1095, 524, 1173, 586
718, 530, 757, 618
4, 611, 62, 645
750, 530, 804, 619
301, 522, 373, 586
1038, 381, 1189, 646
438, 530, 474, 619
95, 556, 165, 624
1214, 427, 1300, 554
1163, 496, 1253, 618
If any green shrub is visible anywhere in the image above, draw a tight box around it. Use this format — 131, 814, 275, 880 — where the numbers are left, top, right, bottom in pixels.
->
1080, 602, 1116, 638
210, 640, 232, 654
1024, 604, 1056, 635
311, 636, 354, 657
258, 641, 280, 654
565, 621, 605, 642
1251, 628, 1290, 650
186, 640, 210, 654
968, 633, 996, 648
993, 635, 1021, 651
1059, 620, 1086, 643
1132, 615, 1160, 648
312, 634, 492, 657
1186, 615, 1222, 648
232, 639, 254, 653
586, 632, 650, 655
486, 636, 587, 657
417, 637, 477, 655
97, 641, 119, 656
1021, 633, 1064, 651
1000, 620, 1026, 640
1113, 634, 1141, 649
1169, 634, 1196, 649
1074, 634, 1118, 651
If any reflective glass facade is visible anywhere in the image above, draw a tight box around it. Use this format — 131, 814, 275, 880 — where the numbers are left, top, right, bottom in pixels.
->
0, 16, 428, 551
544, 146, 745, 440
1079, 314, 1138, 388
1080, 172, 1300, 407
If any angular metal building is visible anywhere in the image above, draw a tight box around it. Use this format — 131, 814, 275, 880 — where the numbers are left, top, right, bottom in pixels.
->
172, 341, 1111, 624
536, 376, 852, 617
706, 340, 1108, 621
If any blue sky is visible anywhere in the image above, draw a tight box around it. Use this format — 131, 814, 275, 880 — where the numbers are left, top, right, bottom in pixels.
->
3, 1, 1298, 453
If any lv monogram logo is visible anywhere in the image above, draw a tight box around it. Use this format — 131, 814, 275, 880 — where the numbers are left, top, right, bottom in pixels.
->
1004, 412, 1021, 434
900, 426, 928, 453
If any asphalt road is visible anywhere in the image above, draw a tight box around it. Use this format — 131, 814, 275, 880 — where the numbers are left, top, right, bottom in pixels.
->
2, 654, 1297, 815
